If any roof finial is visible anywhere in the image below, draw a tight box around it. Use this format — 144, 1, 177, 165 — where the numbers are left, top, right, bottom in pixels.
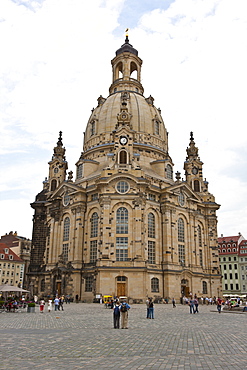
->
190, 131, 194, 141
125, 28, 129, 43
57, 131, 63, 147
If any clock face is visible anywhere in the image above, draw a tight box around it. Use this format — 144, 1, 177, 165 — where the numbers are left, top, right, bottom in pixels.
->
120, 136, 128, 145
192, 167, 198, 175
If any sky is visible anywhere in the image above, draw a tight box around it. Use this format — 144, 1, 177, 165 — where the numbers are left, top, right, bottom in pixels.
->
0, 0, 247, 240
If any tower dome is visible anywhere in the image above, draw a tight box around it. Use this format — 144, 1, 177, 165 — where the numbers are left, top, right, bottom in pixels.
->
83, 38, 169, 157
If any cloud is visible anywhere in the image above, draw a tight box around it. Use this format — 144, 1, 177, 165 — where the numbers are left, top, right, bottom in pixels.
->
0, 0, 247, 239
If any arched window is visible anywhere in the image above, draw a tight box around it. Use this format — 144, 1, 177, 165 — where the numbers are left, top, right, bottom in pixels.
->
194, 180, 200, 192
62, 217, 70, 262
202, 281, 207, 294
148, 213, 155, 238
116, 62, 123, 79
51, 179, 57, 191
166, 164, 173, 179
178, 218, 185, 242
116, 207, 128, 234
151, 277, 159, 292
91, 212, 99, 238
90, 121, 95, 136
119, 150, 127, 164
154, 120, 160, 135
130, 61, 138, 78
63, 217, 70, 241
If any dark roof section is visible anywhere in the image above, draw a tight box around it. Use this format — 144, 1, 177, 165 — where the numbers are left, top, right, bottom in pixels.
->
116, 36, 138, 56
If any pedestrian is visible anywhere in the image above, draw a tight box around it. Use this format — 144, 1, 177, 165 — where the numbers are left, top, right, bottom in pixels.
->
39, 298, 45, 313
113, 302, 120, 329
146, 298, 150, 318
172, 298, 176, 308
149, 298, 154, 319
54, 296, 60, 311
119, 300, 130, 329
194, 298, 199, 313
217, 297, 222, 313
189, 297, 195, 314
47, 299, 52, 312
59, 296, 64, 311
242, 301, 247, 312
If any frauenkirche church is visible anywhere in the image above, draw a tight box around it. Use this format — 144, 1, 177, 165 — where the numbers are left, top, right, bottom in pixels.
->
28, 36, 222, 302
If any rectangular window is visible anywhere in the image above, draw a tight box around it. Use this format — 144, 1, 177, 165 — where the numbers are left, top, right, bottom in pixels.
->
229, 273, 232, 279
225, 283, 228, 290
148, 241, 155, 264
148, 194, 156, 201
91, 193, 98, 201
85, 276, 94, 292
243, 285, 246, 291
236, 284, 239, 290
230, 283, 233, 290
116, 237, 128, 261
77, 163, 83, 179
90, 240, 97, 263
242, 275, 245, 280
235, 273, 238, 279
229, 264, 232, 270
234, 264, 237, 269
224, 273, 227, 279
178, 244, 185, 264
62, 243, 69, 262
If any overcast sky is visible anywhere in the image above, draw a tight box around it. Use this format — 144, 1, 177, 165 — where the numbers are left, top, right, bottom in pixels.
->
0, 0, 246, 240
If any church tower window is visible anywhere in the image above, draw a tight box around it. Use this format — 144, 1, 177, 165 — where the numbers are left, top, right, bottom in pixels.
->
194, 180, 200, 192
166, 164, 173, 179
119, 150, 128, 164
77, 163, 83, 179
51, 179, 57, 191
116, 207, 128, 234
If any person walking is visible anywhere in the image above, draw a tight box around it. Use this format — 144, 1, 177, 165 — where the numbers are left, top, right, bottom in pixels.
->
120, 300, 130, 329
113, 302, 120, 329
149, 298, 154, 319
54, 296, 60, 311
172, 298, 176, 308
146, 298, 150, 318
189, 297, 195, 314
39, 298, 45, 313
217, 297, 222, 313
47, 299, 52, 312
59, 296, 64, 311
194, 298, 199, 313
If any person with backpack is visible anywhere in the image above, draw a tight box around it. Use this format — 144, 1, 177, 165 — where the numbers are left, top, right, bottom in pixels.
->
119, 300, 130, 329
113, 302, 120, 329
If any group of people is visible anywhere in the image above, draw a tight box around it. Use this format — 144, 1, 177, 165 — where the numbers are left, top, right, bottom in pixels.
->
39, 296, 65, 312
112, 299, 131, 329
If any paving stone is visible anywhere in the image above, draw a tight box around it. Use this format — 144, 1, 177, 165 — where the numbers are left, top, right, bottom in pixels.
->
0, 303, 246, 369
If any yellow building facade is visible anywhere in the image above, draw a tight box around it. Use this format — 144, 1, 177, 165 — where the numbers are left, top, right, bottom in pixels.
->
28, 37, 222, 302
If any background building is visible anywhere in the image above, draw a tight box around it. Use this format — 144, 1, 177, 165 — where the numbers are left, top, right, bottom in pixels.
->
0, 243, 25, 287
28, 37, 221, 302
0, 231, 31, 289
218, 233, 246, 297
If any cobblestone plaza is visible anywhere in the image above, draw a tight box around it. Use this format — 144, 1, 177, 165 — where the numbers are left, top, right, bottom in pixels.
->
0, 303, 246, 369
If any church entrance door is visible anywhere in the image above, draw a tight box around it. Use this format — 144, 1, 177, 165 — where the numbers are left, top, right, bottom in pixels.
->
117, 283, 126, 297
56, 282, 61, 296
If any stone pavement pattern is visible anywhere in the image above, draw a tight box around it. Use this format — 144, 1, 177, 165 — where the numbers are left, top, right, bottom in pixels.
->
0, 303, 246, 369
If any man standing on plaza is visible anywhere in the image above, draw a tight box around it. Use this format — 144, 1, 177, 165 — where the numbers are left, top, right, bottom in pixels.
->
217, 297, 222, 313
189, 297, 195, 314
120, 300, 130, 329
54, 296, 60, 311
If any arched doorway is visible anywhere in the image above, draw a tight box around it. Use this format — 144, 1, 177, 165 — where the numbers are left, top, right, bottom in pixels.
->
181, 279, 189, 297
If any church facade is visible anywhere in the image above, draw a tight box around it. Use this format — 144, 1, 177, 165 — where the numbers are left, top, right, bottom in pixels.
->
28, 37, 222, 302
